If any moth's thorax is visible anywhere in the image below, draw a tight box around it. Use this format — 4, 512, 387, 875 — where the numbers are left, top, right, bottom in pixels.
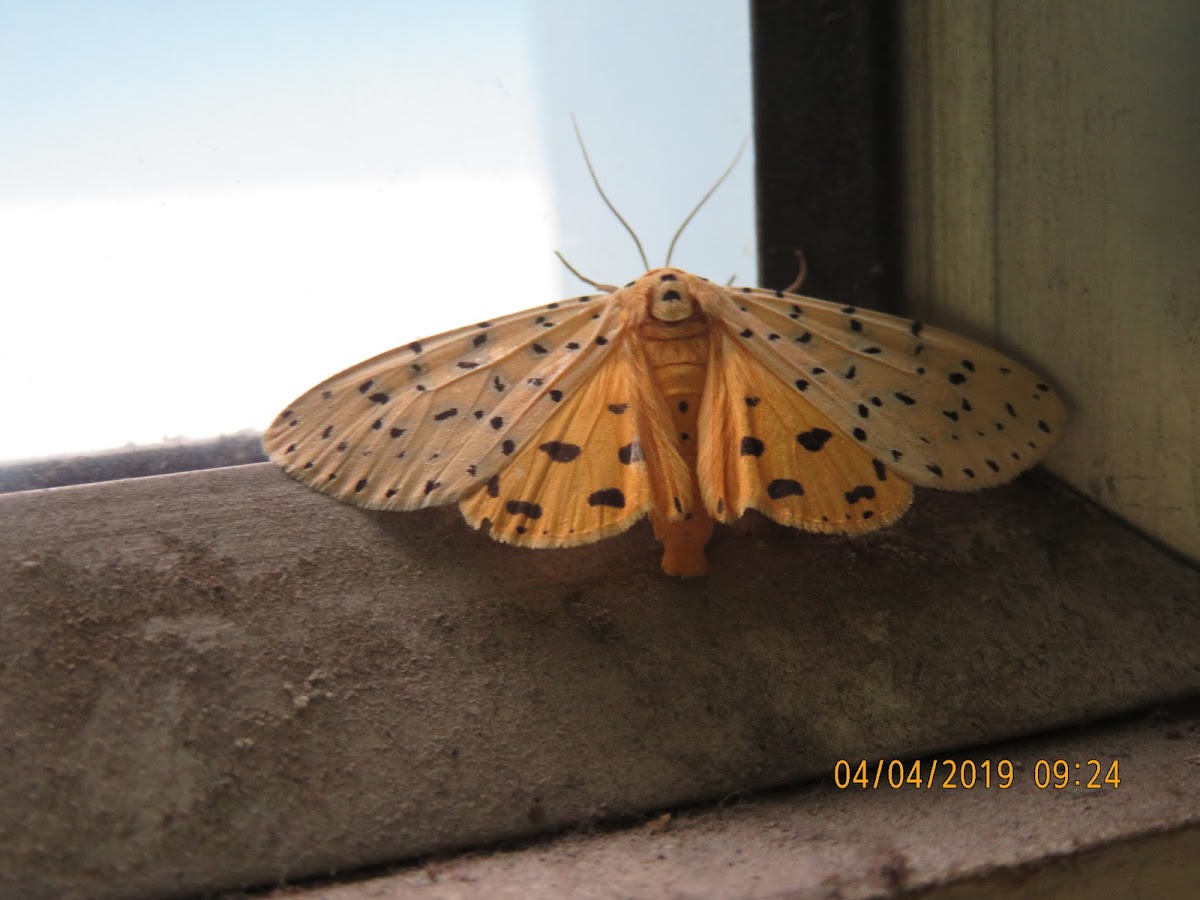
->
626, 269, 712, 449
629, 266, 716, 325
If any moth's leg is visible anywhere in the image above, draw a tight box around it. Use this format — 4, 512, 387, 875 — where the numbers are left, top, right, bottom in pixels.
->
782, 250, 808, 294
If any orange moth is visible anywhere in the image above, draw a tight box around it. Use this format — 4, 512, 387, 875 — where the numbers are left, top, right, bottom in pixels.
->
264, 133, 1066, 577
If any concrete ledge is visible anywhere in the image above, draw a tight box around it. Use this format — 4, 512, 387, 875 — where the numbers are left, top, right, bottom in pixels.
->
1, 462, 1197, 898
257, 699, 1200, 899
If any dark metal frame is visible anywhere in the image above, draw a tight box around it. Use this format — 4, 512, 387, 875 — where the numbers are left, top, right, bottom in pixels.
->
752, 0, 898, 309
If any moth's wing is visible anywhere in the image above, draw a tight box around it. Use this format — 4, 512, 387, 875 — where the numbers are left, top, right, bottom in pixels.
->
705, 286, 1067, 489
459, 334, 694, 548
263, 291, 624, 509
698, 324, 914, 532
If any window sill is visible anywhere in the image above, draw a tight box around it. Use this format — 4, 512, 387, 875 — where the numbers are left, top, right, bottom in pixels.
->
1, 458, 1196, 897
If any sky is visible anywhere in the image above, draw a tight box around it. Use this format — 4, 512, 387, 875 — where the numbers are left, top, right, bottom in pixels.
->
0, 0, 753, 462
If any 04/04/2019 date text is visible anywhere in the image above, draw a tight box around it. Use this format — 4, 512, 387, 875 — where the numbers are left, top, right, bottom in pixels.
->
834, 758, 1121, 791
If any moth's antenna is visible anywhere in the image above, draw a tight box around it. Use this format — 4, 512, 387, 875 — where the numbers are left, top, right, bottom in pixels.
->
571, 114, 650, 271
554, 250, 617, 293
664, 135, 750, 267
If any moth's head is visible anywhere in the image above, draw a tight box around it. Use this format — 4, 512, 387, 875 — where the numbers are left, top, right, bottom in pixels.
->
641, 267, 700, 323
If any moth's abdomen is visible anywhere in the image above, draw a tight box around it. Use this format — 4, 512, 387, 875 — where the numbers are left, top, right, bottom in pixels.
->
641, 320, 713, 576
641, 321, 710, 457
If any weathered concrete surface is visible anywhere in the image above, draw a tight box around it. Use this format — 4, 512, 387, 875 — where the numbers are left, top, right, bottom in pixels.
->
0, 462, 1197, 898
248, 699, 1200, 899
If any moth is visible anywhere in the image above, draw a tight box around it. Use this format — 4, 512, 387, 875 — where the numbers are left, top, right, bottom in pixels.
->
264, 134, 1066, 577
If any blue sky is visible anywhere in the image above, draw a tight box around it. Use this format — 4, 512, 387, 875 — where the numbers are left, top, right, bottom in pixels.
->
0, 1, 753, 461
0, 1, 544, 195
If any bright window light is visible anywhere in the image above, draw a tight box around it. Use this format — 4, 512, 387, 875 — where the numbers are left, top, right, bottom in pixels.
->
0, 1, 753, 464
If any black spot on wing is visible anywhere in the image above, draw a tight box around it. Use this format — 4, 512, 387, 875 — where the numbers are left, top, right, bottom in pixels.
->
505, 500, 542, 518
618, 442, 644, 464
797, 428, 832, 451
539, 441, 582, 463
740, 436, 765, 457
767, 479, 804, 499
588, 488, 625, 508
844, 485, 875, 504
